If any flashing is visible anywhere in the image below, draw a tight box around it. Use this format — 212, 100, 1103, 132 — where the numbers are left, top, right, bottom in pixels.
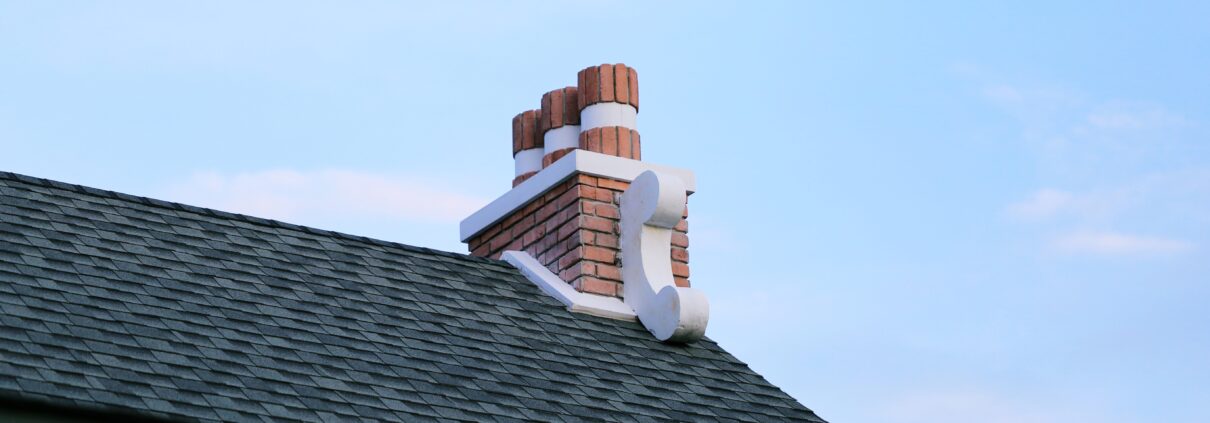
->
500, 251, 637, 321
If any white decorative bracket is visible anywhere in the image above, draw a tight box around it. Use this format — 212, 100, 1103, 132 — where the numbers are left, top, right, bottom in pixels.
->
620, 170, 709, 343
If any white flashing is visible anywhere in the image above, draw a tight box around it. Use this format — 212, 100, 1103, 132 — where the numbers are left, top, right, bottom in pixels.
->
501, 251, 637, 321
460, 150, 695, 241
620, 170, 709, 343
580, 103, 637, 131
513, 148, 542, 176
543, 126, 580, 153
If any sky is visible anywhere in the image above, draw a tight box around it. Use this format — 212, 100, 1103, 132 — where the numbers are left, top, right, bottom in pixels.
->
2, 1, 1208, 422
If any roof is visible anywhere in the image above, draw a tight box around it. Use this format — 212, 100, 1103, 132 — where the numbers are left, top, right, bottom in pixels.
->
0, 171, 825, 422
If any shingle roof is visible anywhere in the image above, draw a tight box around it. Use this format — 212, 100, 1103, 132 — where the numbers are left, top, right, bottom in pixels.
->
0, 171, 825, 422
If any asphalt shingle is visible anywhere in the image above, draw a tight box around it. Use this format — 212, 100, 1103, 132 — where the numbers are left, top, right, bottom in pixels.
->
0, 171, 825, 422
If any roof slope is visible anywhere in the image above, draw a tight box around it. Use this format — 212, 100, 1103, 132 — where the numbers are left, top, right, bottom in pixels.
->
0, 171, 825, 422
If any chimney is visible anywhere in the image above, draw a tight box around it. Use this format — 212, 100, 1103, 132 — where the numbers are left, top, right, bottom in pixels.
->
462, 64, 707, 342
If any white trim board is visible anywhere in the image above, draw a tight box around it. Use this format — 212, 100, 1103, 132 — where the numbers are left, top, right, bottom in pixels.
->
501, 251, 636, 321
460, 150, 695, 241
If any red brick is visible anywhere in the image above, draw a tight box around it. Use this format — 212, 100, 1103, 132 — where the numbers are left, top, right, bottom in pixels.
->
589, 186, 615, 202
671, 247, 689, 262
602, 127, 618, 156
577, 68, 587, 110
522, 197, 543, 216
599, 65, 615, 103
471, 243, 489, 257
489, 233, 511, 251
597, 178, 629, 192
597, 264, 622, 282
559, 267, 578, 283
594, 203, 620, 219
577, 277, 618, 297
557, 218, 580, 241
522, 226, 545, 248
564, 87, 580, 125
579, 185, 602, 203
617, 128, 632, 158
584, 66, 599, 108
581, 215, 614, 233
583, 245, 616, 263
593, 233, 619, 249
580, 129, 601, 152
554, 184, 581, 210
505, 239, 523, 253
672, 262, 690, 278
511, 113, 522, 155
614, 63, 629, 104
549, 89, 562, 130
558, 246, 583, 270
539, 198, 561, 220
628, 67, 639, 111
577, 230, 593, 245
674, 276, 690, 288
674, 219, 688, 232
543, 148, 574, 167
671, 233, 689, 248
576, 174, 598, 186
486, 222, 504, 240
632, 134, 641, 160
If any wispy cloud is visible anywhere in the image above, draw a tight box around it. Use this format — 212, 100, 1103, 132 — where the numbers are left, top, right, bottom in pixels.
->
1006, 188, 1074, 220
1084, 102, 1190, 131
968, 66, 1208, 258
1050, 231, 1193, 255
162, 169, 487, 224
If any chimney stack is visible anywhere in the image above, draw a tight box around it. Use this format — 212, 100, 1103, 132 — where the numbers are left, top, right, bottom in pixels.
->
511, 110, 542, 187
462, 64, 703, 341
540, 87, 580, 167
578, 64, 641, 160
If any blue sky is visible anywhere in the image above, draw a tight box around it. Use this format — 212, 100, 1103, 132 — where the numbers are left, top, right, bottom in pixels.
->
2, 1, 1208, 421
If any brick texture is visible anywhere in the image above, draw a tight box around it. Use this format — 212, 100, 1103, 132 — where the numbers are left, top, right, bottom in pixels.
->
468, 174, 690, 297
512, 171, 536, 188
577, 63, 639, 112
542, 147, 575, 168
511, 109, 542, 156
579, 126, 641, 160
540, 86, 580, 133
540, 86, 581, 170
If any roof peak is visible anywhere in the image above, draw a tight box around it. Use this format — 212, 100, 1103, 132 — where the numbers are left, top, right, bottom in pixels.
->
0, 170, 479, 263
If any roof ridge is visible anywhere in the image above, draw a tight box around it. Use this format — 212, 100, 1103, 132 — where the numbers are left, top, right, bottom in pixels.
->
0, 170, 490, 264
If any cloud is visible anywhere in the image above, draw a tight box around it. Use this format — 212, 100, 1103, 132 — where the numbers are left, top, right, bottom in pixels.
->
162, 169, 487, 224
1006, 188, 1074, 220
1085, 102, 1190, 130
1050, 231, 1193, 255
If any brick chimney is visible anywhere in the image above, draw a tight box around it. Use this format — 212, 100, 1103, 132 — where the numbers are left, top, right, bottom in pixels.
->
463, 64, 691, 301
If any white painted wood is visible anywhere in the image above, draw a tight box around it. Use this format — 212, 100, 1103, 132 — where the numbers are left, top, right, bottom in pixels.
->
620, 170, 709, 343
513, 148, 542, 176
460, 150, 695, 241
580, 103, 638, 131
501, 251, 637, 321
543, 126, 580, 153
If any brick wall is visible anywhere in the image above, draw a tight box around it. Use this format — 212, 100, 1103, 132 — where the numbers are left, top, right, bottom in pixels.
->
467, 174, 690, 298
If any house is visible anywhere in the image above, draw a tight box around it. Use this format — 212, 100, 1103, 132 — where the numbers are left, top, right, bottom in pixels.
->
0, 64, 826, 422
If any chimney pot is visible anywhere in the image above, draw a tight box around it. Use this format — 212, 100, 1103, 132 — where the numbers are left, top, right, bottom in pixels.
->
511, 109, 542, 187
577, 64, 640, 159
540, 87, 581, 168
